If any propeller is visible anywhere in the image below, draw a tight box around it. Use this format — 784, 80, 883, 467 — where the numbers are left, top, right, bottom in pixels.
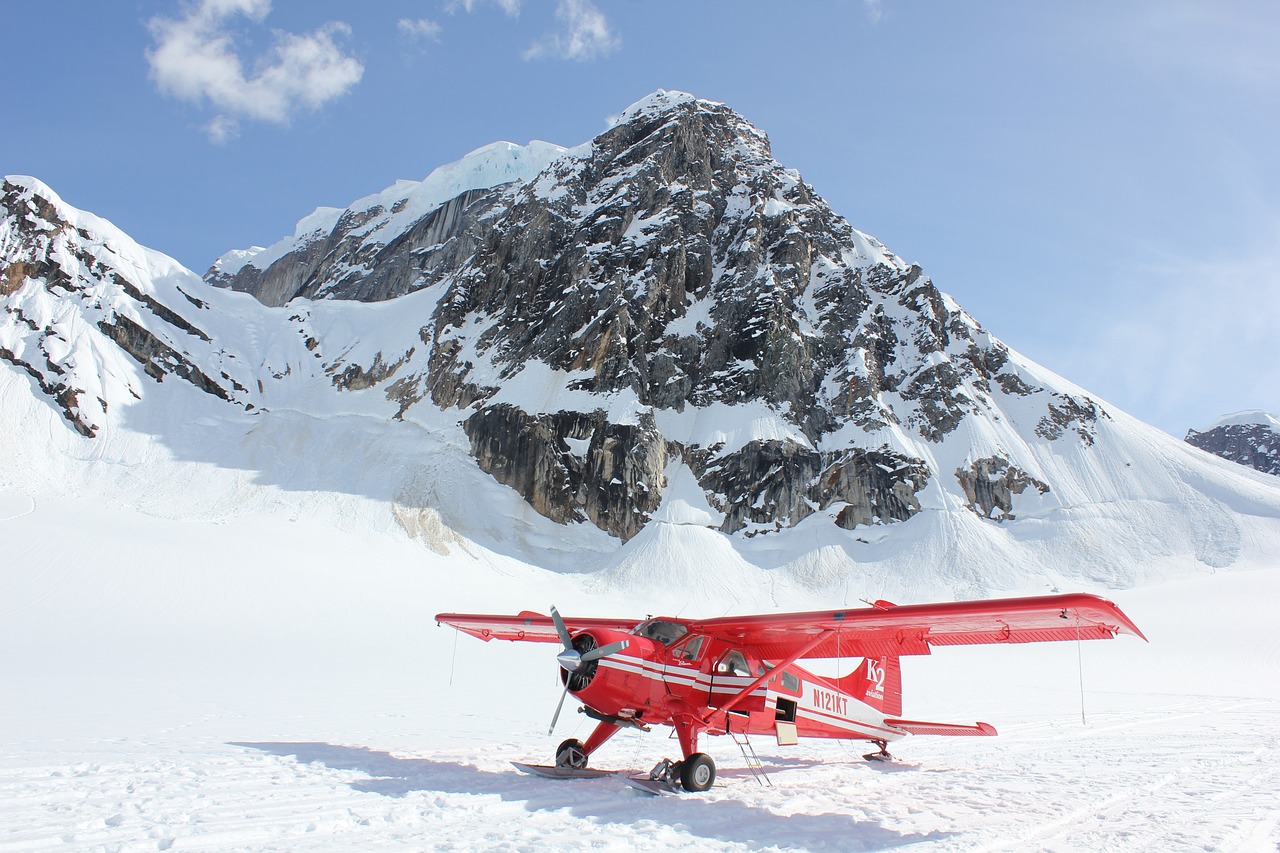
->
547, 605, 629, 734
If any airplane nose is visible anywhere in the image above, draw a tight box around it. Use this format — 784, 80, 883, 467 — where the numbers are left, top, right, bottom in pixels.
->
556, 649, 583, 672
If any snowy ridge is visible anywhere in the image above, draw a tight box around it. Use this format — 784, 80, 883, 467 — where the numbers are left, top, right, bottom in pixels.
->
210, 206, 342, 277
1198, 409, 1280, 432
206, 139, 567, 295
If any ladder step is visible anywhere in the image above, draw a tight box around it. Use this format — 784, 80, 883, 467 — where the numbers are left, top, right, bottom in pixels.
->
728, 726, 772, 787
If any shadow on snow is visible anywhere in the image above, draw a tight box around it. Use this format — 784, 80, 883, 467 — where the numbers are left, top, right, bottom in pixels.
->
232, 741, 951, 852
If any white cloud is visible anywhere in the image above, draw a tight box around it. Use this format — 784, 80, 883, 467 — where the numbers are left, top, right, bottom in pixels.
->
863, 0, 885, 23
447, 0, 522, 16
398, 17, 443, 42
523, 0, 619, 61
146, 0, 363, 141
204, 114, 240, 144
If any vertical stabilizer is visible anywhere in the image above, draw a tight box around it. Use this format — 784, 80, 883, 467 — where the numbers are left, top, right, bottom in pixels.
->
837, 655, 903, 717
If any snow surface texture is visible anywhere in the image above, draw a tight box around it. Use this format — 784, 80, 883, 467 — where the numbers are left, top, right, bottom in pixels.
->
2, 474, 1278, 851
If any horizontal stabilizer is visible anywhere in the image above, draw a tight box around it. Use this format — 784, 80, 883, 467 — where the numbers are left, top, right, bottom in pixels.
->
885, 718, 998, 737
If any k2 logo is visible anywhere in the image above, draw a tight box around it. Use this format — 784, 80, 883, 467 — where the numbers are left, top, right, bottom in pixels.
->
865, 659, 886, 691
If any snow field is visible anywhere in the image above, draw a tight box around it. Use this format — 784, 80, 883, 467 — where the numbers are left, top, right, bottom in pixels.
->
3, 480, 1279, 851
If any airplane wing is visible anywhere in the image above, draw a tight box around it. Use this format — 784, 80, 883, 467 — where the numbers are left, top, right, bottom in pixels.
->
685, 593, 1145, 660
434, 611, 640, 643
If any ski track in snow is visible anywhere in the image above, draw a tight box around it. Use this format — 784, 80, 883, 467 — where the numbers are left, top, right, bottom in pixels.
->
2, 696, 1277, 851
1, 475, 1278, 851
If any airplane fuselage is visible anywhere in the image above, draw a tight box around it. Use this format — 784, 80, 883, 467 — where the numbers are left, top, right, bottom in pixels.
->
569, 620, 905, 746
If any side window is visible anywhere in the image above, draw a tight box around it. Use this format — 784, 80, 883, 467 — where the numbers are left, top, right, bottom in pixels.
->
715, 649, 751, 676
671, 635, 705, 662
781, 670, 800, 692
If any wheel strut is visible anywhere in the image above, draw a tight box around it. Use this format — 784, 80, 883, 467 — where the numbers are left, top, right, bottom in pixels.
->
862, 739, 893, 762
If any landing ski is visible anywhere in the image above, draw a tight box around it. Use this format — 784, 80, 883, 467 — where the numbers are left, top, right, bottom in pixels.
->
620, 775, 683, 796
511, 762, 614, 780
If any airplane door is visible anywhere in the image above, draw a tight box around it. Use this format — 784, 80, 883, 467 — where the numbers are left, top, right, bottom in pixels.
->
662, 635, 708, 703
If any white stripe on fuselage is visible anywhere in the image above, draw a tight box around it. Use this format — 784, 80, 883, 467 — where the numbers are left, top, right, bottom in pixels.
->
594, 654, 900, 738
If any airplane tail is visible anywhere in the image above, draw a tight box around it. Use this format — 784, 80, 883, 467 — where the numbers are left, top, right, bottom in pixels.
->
836, 655, 903, 717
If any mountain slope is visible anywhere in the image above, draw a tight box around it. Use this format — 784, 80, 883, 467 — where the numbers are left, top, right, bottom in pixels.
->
4, 92, 1280, 596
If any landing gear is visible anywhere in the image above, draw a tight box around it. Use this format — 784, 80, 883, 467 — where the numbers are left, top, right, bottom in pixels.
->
649, 757, 678, 785
648, 753, 716, 792
556, 738, 588, 769
680, 753, 716, 792
863, 739, 893, 762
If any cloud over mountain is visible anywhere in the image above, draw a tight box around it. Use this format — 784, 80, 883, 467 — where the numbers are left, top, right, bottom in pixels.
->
146, 0, 363, 142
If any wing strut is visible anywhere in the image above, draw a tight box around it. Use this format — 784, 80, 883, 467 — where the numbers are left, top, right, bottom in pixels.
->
716, 630, 834, 718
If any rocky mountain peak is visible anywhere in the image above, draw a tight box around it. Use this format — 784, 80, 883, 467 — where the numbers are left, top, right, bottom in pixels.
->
5, 92, 1113, 546
1187, 411, 1280, 476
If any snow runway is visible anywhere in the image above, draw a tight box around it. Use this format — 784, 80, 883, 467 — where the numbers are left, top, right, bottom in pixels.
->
2, 694, 1276, 851
3, 490, 1278, 850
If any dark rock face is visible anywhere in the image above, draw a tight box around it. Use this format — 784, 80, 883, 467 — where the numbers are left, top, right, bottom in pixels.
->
209, 186, 514, 307
461, 404, 930, 538
413, 96, 1083, 538
98, 315, 232, 400
955, 456, 1050, 520
1036, 393, 1107, 445
692, 442, 929, 533
463, 405, 667, 541
1187, 420, 1280, 476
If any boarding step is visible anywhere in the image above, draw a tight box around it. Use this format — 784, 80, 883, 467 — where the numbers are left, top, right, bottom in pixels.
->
728, 725, 772, 787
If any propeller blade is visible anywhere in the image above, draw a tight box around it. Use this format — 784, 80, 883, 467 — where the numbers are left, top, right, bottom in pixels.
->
549, 605, 573, 651
548, 681, 570, 734
580, 639, 629, 663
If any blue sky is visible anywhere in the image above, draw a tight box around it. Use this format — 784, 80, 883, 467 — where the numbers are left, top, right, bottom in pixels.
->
4, 0, 1277, 436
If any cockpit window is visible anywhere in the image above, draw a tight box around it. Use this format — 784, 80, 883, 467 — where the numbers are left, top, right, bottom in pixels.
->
715, 649, 752, 677
633, 619, 689, 646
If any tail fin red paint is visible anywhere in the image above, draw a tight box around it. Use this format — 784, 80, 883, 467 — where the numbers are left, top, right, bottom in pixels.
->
837, 655, 902, 717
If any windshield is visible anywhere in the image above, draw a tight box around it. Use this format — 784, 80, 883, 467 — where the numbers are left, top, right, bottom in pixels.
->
632, 619, 689, 646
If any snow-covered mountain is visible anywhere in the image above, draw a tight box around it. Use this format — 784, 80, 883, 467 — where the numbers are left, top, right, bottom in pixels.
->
1186, 411, 1280, 476
4, 91, 1280, 597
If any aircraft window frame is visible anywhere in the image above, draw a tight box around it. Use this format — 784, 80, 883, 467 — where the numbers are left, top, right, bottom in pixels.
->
633, 619, 689, 646
715, 649, 752, 677
671, 635, 706, 662
780, 670, 800, 692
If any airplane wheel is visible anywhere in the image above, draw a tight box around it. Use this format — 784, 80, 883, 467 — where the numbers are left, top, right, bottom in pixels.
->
680, 753, 715, 792
555, 738, 588, 769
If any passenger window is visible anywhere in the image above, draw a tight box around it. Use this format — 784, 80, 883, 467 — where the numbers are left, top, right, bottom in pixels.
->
781, 671, 800, 692
715, 649, 752, 676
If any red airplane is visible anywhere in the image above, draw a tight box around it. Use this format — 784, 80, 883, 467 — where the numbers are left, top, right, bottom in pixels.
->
436, 593, 1145, 792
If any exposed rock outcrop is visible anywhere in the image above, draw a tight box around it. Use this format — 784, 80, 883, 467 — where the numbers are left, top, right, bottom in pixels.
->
956, 456, 1050, 520
1187, 413, 1280, 476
